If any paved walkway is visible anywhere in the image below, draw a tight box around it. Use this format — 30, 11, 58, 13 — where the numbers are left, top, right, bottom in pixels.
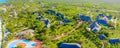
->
52, 21, 83, 40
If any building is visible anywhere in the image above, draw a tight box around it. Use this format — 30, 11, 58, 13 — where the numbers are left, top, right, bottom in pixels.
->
96, 20, 108, 26
9, 10, 18, 18
36, 14, 43, 20
1, 8, 6, 13
45, 10, 57, 15
45, 20, 50, 28
56, 13, 65, 19
96, 14, 111, 26
89, 22, 101, 32
59, 43, 81, 48
109, 38, 120, 44
98, 14, 105, 17
102, 16, 109, 22
106, 16, 112, 20
99, 34, 106, 40
63, 19, 71, 23
16, 29, 34, 38
79, 15, 92, 22
96, 14, 105, 20
59, 21, 64, 25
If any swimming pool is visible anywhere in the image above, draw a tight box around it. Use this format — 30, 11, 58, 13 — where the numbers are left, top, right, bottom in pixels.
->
7, 40, 36, 48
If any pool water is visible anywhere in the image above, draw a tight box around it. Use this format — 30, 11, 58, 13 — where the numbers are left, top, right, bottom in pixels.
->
7, 40, 36, 48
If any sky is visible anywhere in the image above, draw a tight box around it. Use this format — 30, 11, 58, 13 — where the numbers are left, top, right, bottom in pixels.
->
98, 0, 120, 3
0, 0, 7, 3
0, 0, 120, 4
1, 0, 120, 3
77, 0, 120, 3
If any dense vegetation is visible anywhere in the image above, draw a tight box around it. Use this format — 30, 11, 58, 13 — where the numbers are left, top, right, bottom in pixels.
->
0, 0, 120, 48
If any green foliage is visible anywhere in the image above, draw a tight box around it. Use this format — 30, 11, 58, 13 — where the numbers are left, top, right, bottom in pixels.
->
1, 0, 120, 48
15, 46, 22, 48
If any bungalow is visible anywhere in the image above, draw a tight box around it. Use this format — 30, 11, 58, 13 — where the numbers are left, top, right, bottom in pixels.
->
102, 16, 109, 22
106, 16, 112, 20
96, 14, 111, 21
96, 14, 111, 26
4, 32, 10, 38
63, 19, 71, 23
98, 14, 105, 17
1, 8, 6, 13
45, 20, 50, 28
9, 10, 18, 18
3, 24, 11, 38
79, 15, 92, 22
96, 10, 99, 12
61, 15, 65, 19
5, 4, 12, 7
36, 16, 42, 20
45, 10, 57, 14
59, 21, 64, 25
34, 12, 39, 15
36, 14, 43, 20
59, 43, 81, 48
110, 17, 118, 28
39, 14, 43, 17
16, 29, 34, 37
89, 22, 101, 33
96, 14, 105, 20
13, 10, 18, 18
56, 13, 65, 19
96, 20, 108, 26
109, 38, 120, 44
22, 29, 34, 35
99, 34, 106, 40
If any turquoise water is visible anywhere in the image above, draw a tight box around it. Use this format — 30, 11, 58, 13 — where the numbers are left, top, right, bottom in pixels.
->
0, 0, 7, 3
7, 40, 36, 48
